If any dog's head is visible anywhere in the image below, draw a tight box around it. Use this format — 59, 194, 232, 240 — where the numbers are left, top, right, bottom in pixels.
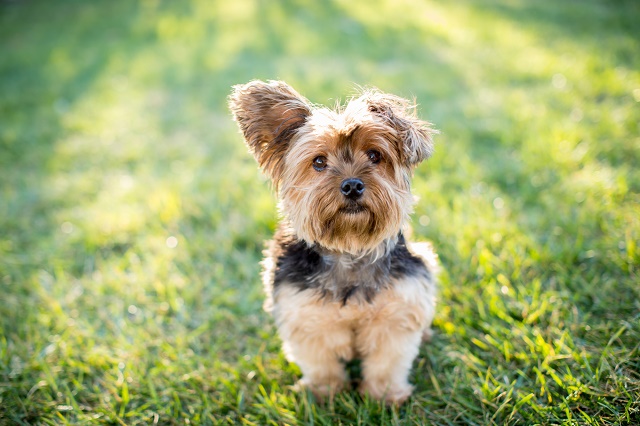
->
229, 80, 435, 254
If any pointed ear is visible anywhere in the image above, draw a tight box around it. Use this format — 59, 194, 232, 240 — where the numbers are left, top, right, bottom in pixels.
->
364, 91, 435, 167
229, 80, 312, 185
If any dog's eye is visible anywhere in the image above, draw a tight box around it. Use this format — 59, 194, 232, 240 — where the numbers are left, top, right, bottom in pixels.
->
367, 150, 382, 164
313, 156, 328, 171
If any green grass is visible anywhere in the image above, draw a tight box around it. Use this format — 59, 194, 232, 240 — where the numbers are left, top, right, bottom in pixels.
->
1, 0, 639, 424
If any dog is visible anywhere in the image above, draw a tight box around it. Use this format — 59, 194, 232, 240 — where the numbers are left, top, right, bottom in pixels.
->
229, 80, 438, 405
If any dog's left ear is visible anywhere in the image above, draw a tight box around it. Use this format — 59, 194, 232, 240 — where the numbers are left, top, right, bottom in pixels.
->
229, 80, 312, 186
365, 91, 435, 167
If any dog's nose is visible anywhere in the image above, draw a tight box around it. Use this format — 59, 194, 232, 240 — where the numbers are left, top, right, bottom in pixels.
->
340, 178, 365, 199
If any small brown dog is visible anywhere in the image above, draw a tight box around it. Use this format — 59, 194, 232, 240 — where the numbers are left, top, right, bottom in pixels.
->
229, 80, 438, 405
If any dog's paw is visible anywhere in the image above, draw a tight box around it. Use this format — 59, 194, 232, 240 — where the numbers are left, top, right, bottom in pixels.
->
293, 377, 344, 403
359, 380, 414, 406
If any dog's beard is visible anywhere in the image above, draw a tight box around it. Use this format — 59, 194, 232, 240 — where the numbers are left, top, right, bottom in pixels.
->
325, 201, 375, 239
284, 190, 404, 254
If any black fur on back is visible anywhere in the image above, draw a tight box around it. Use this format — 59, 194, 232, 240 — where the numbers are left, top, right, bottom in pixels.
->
265, 224, 431, 304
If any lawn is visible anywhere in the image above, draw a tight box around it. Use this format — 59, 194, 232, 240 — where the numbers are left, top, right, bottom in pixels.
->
1, 0, 639, 424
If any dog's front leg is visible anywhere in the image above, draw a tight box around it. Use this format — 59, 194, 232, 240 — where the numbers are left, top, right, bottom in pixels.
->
273, 286, 354, 401
356, 324, 423, 405
355, 280, 433, 405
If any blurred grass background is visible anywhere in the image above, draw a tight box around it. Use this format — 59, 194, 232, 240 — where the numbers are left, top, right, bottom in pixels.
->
1, 0, 639, 424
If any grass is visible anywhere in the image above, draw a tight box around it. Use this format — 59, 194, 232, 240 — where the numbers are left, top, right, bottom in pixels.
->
1, 0, 639, 424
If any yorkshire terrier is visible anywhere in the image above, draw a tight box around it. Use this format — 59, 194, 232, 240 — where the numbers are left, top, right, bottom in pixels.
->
229, 80, 438, 405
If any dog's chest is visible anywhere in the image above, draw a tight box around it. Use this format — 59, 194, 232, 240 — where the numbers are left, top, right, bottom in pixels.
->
268, 228, 430, 304
315, 254, 391, 303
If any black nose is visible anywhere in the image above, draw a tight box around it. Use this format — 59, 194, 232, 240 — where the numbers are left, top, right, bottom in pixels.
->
340, 178, 365, 199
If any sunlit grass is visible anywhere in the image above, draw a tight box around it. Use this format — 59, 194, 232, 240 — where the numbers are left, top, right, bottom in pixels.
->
1, 0, 639, 424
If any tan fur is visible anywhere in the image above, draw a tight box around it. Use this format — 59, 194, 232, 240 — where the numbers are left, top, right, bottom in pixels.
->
272, 259, 436, 404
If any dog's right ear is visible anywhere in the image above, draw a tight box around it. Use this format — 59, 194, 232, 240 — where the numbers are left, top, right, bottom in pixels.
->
229, 80, 312, 186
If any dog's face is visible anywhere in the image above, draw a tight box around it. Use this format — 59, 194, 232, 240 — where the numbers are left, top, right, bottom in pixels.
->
229, 80, 434, 254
